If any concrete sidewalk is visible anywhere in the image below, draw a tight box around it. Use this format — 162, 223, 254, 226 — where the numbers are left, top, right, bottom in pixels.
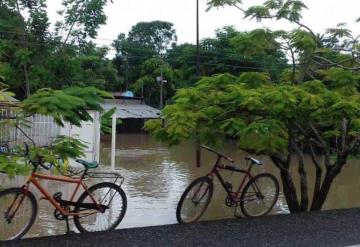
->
4, 208, 360, 247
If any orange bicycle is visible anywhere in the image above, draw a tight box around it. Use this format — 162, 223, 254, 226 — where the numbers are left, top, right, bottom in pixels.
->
0, 144, 127, 241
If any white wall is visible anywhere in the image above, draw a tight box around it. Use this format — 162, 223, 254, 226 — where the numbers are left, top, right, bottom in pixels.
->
60, 111, 100, 166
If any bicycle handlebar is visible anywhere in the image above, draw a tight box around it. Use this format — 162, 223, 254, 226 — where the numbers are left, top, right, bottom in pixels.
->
24, 142, 29, 156
23, 143, 50, 170
2, 125, 53, 171
38, 162, 50, 170
201, 145, 234, 163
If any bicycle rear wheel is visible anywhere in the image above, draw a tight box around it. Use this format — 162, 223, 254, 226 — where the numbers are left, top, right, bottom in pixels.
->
73, 182, 127, 233
240, 173, 279, 217
176, 176, 213, 224
0, 188, 37, 241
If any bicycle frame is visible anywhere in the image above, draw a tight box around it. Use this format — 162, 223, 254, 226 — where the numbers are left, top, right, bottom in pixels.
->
207, 156, 255, 202
18, 171, 103, 217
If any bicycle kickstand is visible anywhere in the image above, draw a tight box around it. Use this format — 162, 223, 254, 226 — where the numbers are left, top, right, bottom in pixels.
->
65, 216, 75, 235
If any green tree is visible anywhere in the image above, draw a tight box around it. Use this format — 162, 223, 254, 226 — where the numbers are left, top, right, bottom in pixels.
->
127, 21, 177, 54
0, 0, 120, 97
112, 21, 177, 90
146, 0, 360, 213
55, 0, 109, 47
0, 0, 49, 97
0, 84, 112, 177
132, 58, 175, 107
166, 43, 197, 87
167, 26, 288, 88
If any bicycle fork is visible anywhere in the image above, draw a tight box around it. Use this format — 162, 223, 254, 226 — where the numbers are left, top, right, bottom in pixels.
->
5, 187, 28, 224
191, 177, 213, 204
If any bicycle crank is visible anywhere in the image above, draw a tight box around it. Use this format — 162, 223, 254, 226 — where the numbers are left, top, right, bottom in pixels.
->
225, 196, 236, 207
54, 209, 66, 221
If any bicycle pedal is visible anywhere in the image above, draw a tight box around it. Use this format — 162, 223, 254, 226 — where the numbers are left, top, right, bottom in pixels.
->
53, 192, 63, 202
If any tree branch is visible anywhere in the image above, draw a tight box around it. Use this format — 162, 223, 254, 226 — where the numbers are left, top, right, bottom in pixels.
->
314, 55, 360, 71
346, 136, 360, 153
309, 140, 322, 205
233, 4, 317, 40
291, 140, 308, 211
341, 118, 348, 152
309, 123, 332, 169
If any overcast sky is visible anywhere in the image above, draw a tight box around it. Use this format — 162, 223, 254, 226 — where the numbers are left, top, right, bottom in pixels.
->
47, 0, 360, 50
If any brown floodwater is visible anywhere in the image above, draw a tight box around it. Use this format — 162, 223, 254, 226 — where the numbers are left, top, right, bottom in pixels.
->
1, 133, 360, 238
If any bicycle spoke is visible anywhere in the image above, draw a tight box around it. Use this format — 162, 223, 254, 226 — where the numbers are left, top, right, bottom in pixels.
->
177, 177, 213, 223
240, 174, 279, 217
74, 183, 127, 233
0, 190, 36, 241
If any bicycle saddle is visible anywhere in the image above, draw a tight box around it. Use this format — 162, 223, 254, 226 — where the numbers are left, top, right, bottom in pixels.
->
75, 159, 99, 169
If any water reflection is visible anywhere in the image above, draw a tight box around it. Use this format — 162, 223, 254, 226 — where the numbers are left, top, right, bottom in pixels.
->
2, 133, 360, 238
101, 135, 287, 227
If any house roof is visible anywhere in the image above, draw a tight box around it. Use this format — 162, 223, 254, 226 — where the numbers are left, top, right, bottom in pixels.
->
1, 94, 18, 102
0, 94, 19, 107
101, 99, 161, 119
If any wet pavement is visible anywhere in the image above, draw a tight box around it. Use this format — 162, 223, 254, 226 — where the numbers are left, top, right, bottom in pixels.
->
5, 208, 360, 247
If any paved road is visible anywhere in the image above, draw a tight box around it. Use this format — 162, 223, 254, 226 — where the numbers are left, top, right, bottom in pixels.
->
4, 208, 360, 247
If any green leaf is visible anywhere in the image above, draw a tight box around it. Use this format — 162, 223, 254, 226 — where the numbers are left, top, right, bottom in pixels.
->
206, 0, 243, 11
245, 6, 270, 21
100, 107, 122, 134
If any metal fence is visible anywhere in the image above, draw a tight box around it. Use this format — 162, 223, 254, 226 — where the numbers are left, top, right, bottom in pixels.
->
0, 107, 60, 147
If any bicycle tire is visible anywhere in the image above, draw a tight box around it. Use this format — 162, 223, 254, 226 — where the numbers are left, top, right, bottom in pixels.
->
176, 176, 213, 224
73, 182, 127, 233
0, 188, 38, 241
240, 173, 279, 217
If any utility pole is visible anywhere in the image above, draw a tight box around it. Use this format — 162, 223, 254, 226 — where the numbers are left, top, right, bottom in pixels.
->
196, 0, 201, 168
196, 0, 200, 77
160, 66, 163, 110
157, 65, 167, 110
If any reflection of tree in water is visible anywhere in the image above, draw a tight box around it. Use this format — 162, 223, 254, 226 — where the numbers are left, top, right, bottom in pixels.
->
2, 134, 360, 236
118, 148, 180, 199
100, 134, 189, 199
56, 134, 360, 226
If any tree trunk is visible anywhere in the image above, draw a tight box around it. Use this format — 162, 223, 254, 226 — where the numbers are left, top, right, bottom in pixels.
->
311, 156, 347, 211
280, 169, 301, 213
292, 141, 309, 211
271, 155, 301, 213
310, 170, 337, 211
312, 167, 322, 203
297, 155, 309, 211
309, 142, 322, 203
23, 64, 30, 97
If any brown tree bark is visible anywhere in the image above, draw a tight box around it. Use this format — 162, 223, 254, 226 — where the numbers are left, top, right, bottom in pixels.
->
311, 154, 348, 211
309, 141, 322, 204
271, 156, 301, 213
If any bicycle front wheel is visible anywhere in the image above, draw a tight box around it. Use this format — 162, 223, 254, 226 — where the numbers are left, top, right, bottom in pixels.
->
176, 176, 213, 224
73, 182, 127, 233
0, 188, 38, 241
240, 173, 279, 217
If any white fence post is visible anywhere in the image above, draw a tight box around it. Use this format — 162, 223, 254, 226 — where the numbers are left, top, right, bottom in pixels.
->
111, 113, 117, 171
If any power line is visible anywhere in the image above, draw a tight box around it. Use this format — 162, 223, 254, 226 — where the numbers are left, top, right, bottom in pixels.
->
0, 35, 290, 69
2, 28, 355, 67
2, 34, 352, 70
0, 28, 299, 58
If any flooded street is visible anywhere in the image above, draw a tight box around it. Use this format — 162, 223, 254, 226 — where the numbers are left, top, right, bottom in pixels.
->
2, 133, 360, 238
